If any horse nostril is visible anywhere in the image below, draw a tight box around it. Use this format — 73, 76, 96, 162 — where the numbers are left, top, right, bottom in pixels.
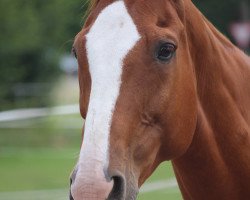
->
69, 177, 74, 200
69, 168, 77, 200
69, 191, 74, 200
107, 175, 125, 200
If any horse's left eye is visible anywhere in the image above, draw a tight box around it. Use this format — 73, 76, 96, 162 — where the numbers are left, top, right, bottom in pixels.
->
156, 43, 176, 62
72, 47, 77, 59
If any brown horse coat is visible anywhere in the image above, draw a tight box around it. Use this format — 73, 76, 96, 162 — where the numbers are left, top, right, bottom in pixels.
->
173, 1, 250, 199
70, 0, 250, 199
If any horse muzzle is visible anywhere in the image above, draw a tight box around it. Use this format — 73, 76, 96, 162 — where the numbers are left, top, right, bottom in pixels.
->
69, 168, 137, 200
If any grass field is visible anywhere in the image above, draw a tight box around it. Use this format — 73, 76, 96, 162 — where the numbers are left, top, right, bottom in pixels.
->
0, 114, 182, 200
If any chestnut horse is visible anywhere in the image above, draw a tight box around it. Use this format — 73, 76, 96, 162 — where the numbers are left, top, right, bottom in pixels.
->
70, 0, 250, 199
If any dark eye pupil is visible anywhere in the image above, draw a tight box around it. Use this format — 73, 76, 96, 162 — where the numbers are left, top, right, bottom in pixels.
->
157, 43, 175, 61
160, 47, 171, 56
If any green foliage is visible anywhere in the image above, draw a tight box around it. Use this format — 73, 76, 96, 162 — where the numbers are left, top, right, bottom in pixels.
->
0, 0, 88, 110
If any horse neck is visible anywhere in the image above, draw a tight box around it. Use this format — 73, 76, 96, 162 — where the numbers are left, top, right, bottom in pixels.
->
172, 2, 250, 199
184, 1, 250, 123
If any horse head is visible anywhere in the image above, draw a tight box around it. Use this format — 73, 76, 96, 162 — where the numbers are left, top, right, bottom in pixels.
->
70, 0, 198, 199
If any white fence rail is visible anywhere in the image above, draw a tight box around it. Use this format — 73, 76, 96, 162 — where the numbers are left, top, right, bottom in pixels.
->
0, 104, 80, 122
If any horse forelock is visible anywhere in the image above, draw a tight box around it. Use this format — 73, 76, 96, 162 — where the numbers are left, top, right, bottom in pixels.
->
88, 0, 99, 12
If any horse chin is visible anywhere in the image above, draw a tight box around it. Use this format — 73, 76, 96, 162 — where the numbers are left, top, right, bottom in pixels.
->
125, 187, 139, 200
125, 179, 139, 200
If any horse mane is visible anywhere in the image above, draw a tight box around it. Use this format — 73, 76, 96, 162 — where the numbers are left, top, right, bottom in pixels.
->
87, 0, 99, 13
90, 0, 99, 7
82, 0, 99, 21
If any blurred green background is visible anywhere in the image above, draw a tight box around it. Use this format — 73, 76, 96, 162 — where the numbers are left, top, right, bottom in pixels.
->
0, 0, 249, 199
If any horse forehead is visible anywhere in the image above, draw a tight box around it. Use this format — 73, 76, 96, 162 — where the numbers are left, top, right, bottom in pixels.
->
86, 1, 140, 66
85, 0, 141, 111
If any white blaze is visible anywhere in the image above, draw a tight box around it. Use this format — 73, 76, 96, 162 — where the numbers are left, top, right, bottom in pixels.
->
78, 0, 140, 186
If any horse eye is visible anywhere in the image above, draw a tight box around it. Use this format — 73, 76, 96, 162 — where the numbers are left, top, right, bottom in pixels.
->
72, 47, 77, 59
156, 43, 176, 62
